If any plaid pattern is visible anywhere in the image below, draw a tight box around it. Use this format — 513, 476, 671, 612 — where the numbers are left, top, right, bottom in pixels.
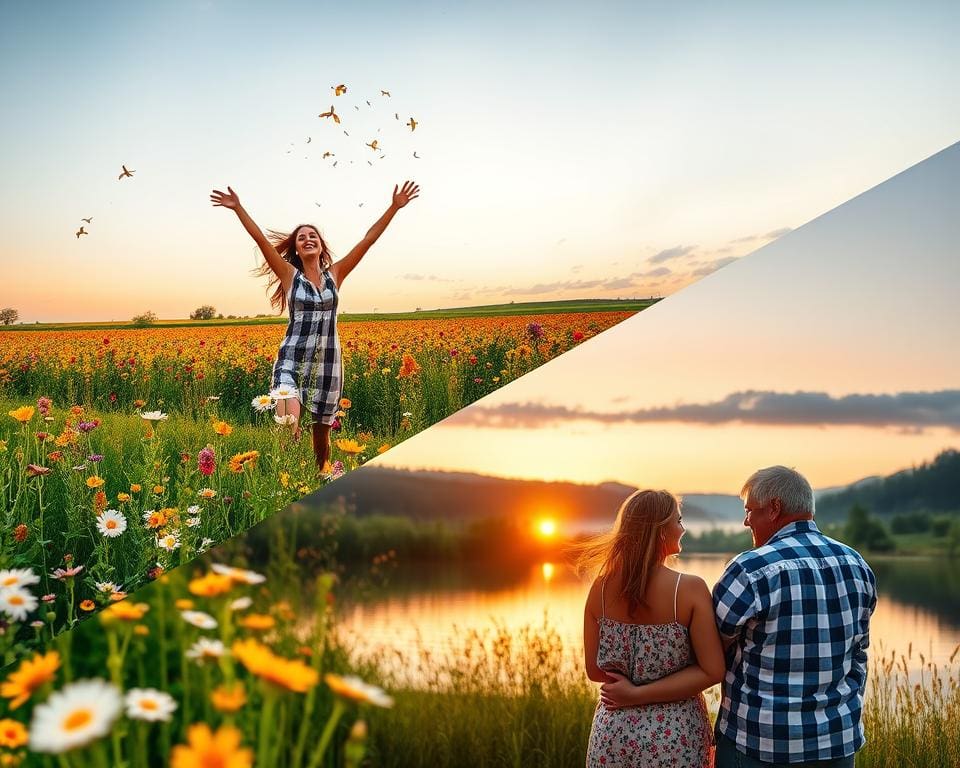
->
271, 269, 342, 424
712, 520, 877, 764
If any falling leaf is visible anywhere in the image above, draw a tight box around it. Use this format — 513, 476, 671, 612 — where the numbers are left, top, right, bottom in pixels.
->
118, 164, 135, 180
406, 117, 417, 131
333, 84, 347, 96
366, 139, 379, 151
322, 151, 334, 159
318, 106, 341, 124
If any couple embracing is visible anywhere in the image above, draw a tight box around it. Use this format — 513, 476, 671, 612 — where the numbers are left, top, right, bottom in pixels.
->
580, 466, 877, 768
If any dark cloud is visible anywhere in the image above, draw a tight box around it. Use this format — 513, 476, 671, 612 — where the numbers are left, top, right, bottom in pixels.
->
650, 245, 697, 264
445, 390, 960, 431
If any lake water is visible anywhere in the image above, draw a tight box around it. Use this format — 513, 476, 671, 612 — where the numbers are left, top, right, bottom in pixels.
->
337, 554, 960, 686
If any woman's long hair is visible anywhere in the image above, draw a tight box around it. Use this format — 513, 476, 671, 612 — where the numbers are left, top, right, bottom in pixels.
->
253, 224, 333, 313
572, 489, 679, 618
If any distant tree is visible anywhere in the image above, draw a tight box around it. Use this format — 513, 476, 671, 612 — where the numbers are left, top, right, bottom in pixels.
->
217, 313, 224, 319
931, 515, 953, 538
844, 503, 895, 552
0, 308, 18, 325
189, 305, 217, 320
949, 521, 960, 559
131, 310, 158, 327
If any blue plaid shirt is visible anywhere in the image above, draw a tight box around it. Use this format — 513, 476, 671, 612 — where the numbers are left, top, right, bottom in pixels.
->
712, 520, 877, 763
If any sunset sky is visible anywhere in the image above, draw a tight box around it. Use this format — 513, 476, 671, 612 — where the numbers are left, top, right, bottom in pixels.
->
376, 143, 960, 493
2, 2, 959, 321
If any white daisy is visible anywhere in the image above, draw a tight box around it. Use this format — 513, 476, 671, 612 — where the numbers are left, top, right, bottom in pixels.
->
124, 689, 177, 722
95, 581, 121, 595
28, 679, 123, 754
185, 638, 227, 663
186, 505, 201, 516
206, 395, 221, 402
268, 384, 298, 401
156, 533, 181, 552
139, 411, 168, 422
181, 610, 217, 630
0, 586, 38, 622
199, 537, 215, 553
96, 510, 127, 538
229, 596, 253, 612
186, 517, 201, 528
273, 413, 296, 425
251, 394, 276, 413
211, 563, 266, 585
0, 568, 40, 589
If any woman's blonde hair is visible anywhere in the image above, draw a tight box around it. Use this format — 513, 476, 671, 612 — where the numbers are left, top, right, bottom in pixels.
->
572, 489, 679, 617
253, 224, 333, 313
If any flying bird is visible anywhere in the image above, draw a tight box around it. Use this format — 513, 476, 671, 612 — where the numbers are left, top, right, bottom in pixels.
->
315, 203, 322, 207
118, 165, 135, 179
81, 217, 93, 223
406, 117, 417, 131
322, 151, 334, 159
366, 139, 379, 151
381, 89, 391, 97
333, 161, 338, 167
343, 130, 350, 137
359, 203, 364, 207
76, 226, 88, 238
354, 105, 359, 111
366, 100, 371, 106
367, 160, 373, 166
333, 84, 347, 96
413, 152, 420, 159
306, 137, 312, 143
318, 106, 341, 124
394, 112, 399, 120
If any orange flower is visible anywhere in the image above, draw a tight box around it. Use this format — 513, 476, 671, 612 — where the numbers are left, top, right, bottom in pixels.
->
335, 439, 366, 455
0, 718, 28, 748
211, 684, 247, 713
398, 353, 421, 377
130, 483, 142, 493
0, 651, 60, 709
80, 600, 95, 612
143, 510, 168, 529
212, 420, 233, 436
8, 406, 35, 423
377, 444, 391, 454
101, 601, 149, 623
117, 492, 131, 502
188, 573, 234, 598
171, 724, 253, 768
238, 614, 275, 631
85, 476, 105, 489
228, 450, 259, 473
339, 397, 352, 409
93, 490, 107, 514
231, 639, 318, 693
175, 599, 195, 611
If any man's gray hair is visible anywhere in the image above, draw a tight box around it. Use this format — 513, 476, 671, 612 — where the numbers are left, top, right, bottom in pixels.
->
741, 466, 815, 518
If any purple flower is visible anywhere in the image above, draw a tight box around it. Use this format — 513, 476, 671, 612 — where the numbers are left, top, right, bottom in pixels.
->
87, 454, 103, 463
198, 445, 216, 476
331, 460, 345, 480
526, 322, 544, 340
77, 420, 100, 433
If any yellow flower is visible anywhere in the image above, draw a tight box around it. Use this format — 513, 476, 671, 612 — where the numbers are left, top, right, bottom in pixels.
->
101, 601, 149, 623
335, 439, 366, 455
231, 639, 318, 693
153, 484, 165, 495
8, 406, 34, 423
175, 599, 195, 611
171, 723, 253, 768
116, 492, 131, 503
377, 444, 391, 454
143, 510, 168, 530
188, 573, 234, 598
238, 614, 275, 631
279, 471, 290, 488
130, 484, 142, 493
211, 684, 247, 713
324, 673, 394, 708
228, 450, 259, 473
85, 476, 105, 489
212, 420, 233, 437
0, 650, 60, 710
134, 625, 150, 637
0, 718, 28, 748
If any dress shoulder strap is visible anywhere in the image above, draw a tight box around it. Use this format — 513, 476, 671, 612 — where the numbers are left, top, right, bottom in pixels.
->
673, 572, 682, 623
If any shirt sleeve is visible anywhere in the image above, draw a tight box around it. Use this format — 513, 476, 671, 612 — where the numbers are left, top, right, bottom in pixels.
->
712, 558, 758, 637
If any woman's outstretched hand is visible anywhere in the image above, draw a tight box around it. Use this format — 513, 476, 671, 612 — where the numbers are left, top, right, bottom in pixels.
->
210, 186, 241, 210
391, 180, 420, 209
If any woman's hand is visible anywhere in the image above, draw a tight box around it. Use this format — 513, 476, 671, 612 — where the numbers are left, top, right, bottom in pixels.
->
210, 186, 241, 210
391, 180, 420, 209
600, 672, 646, 710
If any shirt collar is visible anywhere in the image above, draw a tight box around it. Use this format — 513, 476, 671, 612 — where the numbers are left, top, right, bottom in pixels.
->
767, 518, 819, 545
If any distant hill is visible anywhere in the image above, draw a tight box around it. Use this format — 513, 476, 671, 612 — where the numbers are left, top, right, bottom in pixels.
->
293, 467, 736, 531
816, 449, 960, 522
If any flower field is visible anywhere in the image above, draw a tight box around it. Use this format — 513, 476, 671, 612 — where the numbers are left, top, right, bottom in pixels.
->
0, 312, 634, 664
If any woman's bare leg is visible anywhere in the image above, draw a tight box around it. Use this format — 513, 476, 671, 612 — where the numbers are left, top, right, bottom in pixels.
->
275, 397, 303, 441
311, 421, 332, 470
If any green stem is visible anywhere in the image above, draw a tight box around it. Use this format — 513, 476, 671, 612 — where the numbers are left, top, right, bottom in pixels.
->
307, 699, 345, 768
257, 686, 278, 768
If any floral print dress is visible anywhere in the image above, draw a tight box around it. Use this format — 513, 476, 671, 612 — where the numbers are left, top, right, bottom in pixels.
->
586, 574, 712, 768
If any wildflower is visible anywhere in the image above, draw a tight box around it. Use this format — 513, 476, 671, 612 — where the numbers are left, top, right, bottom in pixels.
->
185, 638, 226, 663
133, 399, 146, 409
232, 639, 318, 693
0, 569, 40, 590
85, 476, 105, 489
210, 684, 247, 713
153, 484, 165, 495
100, 602, 149, 623
377, 444, 391, 454
0, 587, 38, 622
269, 384, 298, 400
526, 322, 544, 340
36, 397, 52, 417
27, 464, 51, 477
96, 510, 127, 538
187, 516, 201, 527
402, 411, 412, 417
93, 490, 107, 515
339, 397, 352, 409
1, 651, 60, 709
228, 450, 259, 473
79, 600, 95, 612
13, 524, 28, 543
133, 625, 149, 636
8, 406, 34, 423
198, 445, 216, 475
142, 510, 167, 529
329, 460, 346, 480
95, 582, 120, 595
140, 411, 168, 422
398, 353, 420, 377
70, 406, 85, 417
229, 596, 252, 611
330, 417, 342, 431
324, 673, 394, 708
28, 679, 123, 754
188, 573, 233, 597
211, 564, 266, 585
130, 483, 142, 493
117, 492, 131, 503
238, 614, 275, 631
181, 610, 217, 630
157, 533, 181, 552
0, 718, 28, 748
251, 394, 275, 413
198, 488, 217, 500
199, 538, 215, 553
573, 330, 585, 341
171, 723, 253, 768
212, 420, 233, 436
273, 413, 296, 425
42, 594, 56, 603
87, 454, 103, 463
175, 599, 195, 611
109, 592, 127, 602
48, 450, 63, 462
50, 566, 84, 581
76, 420, 100, 434
125, 689, 177, 722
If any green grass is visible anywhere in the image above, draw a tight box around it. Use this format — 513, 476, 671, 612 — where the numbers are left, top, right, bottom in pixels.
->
1, 299, 656, 331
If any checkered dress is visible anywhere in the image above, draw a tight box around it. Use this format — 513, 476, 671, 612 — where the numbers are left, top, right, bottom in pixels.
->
271, 268, 342, 424
712, 520, 877, 764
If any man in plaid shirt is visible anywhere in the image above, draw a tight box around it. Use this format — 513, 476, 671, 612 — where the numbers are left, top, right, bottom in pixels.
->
714, 466, 877, 767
